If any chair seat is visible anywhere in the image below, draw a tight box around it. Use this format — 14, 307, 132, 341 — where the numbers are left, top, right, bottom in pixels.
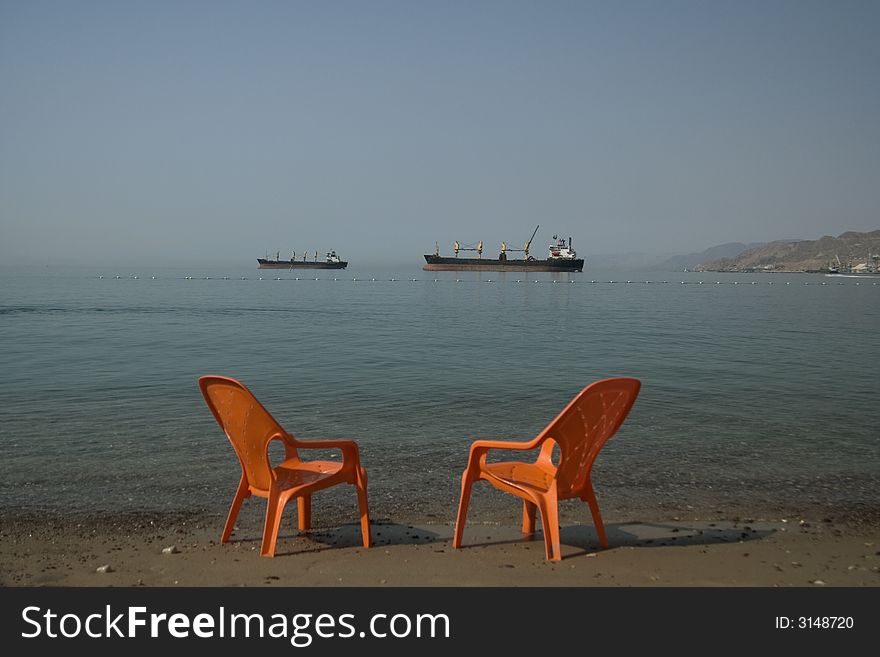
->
483, 461, 554, 494
274, 459, 344, 491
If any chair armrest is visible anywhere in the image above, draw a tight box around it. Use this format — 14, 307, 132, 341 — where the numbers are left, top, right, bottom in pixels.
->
467, 436, 544, 467
293, 437, 361, 462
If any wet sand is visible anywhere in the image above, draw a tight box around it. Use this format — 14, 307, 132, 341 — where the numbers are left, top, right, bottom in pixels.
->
2, 508, 878, 587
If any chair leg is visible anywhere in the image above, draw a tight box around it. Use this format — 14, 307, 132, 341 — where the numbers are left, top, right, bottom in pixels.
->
356, 467, 372, 548
221, 477, 249, 543
522, 500, 537, 535
583, 482, 608, 549
297, 495, 312, 531
537, 489, 561, 561
453, 468, 477, 549
261, 488, 285, 557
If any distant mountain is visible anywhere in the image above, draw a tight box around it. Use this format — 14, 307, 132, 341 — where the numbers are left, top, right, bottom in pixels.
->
695, 230, 880, 272
658, 242, 765, 271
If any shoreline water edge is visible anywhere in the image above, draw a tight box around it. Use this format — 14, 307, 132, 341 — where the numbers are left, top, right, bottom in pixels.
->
2, 499, 878, 587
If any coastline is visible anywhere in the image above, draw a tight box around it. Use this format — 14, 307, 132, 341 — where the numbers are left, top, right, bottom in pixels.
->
3, 505, 877, 587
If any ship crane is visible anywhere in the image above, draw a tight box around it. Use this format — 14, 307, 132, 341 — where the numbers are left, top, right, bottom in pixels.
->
453, 240, 483, 258
502, 225, 540, 259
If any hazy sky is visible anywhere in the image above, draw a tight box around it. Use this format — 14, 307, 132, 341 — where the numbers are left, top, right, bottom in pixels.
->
1, 0, 878, 266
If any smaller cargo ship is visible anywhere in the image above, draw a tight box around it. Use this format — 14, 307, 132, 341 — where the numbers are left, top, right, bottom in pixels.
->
825, 267, 879, 278
423, 226, 584, 272
825, 254, 879, 277
258, 250, 347, 269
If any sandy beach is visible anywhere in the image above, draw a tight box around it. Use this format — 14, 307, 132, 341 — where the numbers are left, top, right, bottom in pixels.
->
3, 506, 878, 587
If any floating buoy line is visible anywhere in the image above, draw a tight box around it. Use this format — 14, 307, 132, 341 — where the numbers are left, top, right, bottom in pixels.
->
95, 275, 879, 287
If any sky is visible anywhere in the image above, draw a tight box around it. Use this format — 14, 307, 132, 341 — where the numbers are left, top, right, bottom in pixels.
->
1, 0, 878, 267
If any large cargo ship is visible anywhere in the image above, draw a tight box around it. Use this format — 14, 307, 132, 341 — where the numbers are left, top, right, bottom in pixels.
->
258, 250, 347, 269
423, 226, 584, 272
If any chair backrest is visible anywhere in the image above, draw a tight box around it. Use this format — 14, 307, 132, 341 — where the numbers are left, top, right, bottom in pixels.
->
537, 377, 641, 497
199, 375, 298, 492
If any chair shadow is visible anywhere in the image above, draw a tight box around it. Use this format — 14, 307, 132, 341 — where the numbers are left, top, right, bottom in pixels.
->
227, 518, 775, 559
229, 519, 443, 557
458, 521, 776, 559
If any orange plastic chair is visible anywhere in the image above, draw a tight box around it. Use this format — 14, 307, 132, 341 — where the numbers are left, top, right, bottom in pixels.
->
199, 375, 371, 557
453, 377, 641, 561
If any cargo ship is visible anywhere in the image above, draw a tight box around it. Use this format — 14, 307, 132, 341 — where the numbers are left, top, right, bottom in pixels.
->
825, 254, 880, 277
423, 226, 584, 272
257, 250, 347, 269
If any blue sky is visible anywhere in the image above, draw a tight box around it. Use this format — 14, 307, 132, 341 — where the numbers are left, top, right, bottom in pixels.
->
1, 0, 878, 266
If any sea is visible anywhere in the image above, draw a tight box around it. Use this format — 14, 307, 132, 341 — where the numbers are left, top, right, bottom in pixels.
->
1, 265, 878, 526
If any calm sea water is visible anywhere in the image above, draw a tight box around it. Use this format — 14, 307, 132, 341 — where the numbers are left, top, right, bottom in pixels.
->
1, 265, 877, 524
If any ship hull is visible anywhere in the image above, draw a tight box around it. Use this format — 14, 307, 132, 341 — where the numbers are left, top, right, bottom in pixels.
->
258, 259, 347, 269
422, 255, 583, 272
